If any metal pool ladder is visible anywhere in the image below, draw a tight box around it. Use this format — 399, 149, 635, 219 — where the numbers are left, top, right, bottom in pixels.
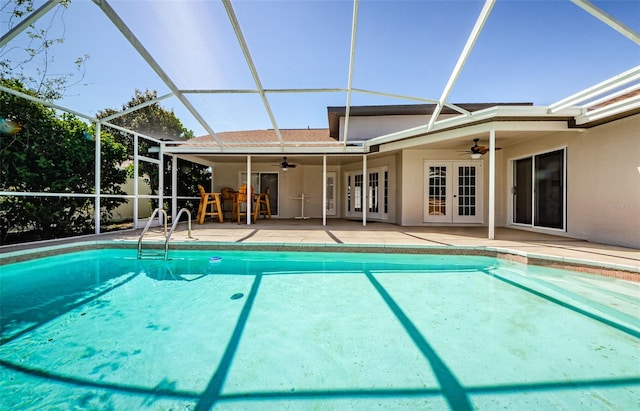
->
137, 208, 193, 260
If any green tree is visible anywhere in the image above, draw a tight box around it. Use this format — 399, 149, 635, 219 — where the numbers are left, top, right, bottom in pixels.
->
98, 89, 210, 213
0, 78, 128, 244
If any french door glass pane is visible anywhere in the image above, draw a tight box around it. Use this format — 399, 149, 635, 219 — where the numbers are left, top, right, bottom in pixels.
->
428, 166, 447, 216
354, 174, 363, 212
259, 173, 278, 215
457, 166, 476, 216
368, 172, 379, 213
535, 150, 564, 229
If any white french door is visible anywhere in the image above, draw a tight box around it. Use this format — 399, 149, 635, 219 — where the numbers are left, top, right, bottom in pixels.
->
424, 161, 483, 223
345, 167, 388, 220
326, 172, 337, 216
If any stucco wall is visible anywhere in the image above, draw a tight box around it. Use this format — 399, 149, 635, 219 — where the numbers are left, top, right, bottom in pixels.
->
339, 114, 456, 141
498, 115, 639, 247
111, 177, 153, 222
568, 115, 639, 247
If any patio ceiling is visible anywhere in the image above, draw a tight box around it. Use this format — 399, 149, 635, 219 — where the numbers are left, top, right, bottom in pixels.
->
2, 0, 639, 154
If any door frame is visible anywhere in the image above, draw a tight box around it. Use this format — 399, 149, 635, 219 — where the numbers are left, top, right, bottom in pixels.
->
508, 146, 567, 232
423, 160, 483, 224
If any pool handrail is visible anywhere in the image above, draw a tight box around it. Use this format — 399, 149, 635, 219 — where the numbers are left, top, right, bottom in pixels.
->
165, 208, 193, 258
137, 208, 168, 259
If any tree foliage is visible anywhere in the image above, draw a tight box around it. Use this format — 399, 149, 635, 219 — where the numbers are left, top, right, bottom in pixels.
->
97, 89, 210, 211
0, 78, 128, 244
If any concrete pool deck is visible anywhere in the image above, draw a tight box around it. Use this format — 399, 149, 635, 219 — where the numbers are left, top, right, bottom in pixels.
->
2, 218, 638, 281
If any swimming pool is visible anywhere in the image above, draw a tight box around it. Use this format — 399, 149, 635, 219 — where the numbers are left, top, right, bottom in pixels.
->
1, 249, 638, 410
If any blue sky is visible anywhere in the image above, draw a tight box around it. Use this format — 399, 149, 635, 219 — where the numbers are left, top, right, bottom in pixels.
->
2, 0, 639, 137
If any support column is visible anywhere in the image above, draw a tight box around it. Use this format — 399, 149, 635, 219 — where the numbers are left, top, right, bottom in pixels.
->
322, 155, 327, 226
133, 133, 139, 229
488, 129, 496, 240
246, 155, 252, 225
171, 156, 178, 221
94, 122, 101, 234
158, 143, 165, 225
362, 154, 367, 226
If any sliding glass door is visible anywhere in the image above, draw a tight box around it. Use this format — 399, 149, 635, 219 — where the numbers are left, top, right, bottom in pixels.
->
241, 172, 279, 215
512, 148, 565, 230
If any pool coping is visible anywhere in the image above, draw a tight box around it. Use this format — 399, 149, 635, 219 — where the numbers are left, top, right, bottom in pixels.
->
1, 239, 638, 282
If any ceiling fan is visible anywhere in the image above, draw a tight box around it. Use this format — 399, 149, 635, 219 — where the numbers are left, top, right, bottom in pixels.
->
277, 157, 297, 171
462, 138, 501, 159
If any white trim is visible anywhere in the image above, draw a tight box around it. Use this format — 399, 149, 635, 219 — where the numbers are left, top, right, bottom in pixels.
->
548, 65, 640, 113
575, 93, 640, 124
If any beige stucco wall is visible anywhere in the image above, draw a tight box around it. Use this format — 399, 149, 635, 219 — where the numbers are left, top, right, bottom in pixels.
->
339, 114, 456, 141
498, 115, 639, 247
568, 115, 639, 247
111, 177, 153, 222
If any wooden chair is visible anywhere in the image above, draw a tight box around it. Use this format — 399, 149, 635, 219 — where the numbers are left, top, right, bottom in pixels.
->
253, 187, 272, 220
197, 184, 223, 224
233, 185, 255, 224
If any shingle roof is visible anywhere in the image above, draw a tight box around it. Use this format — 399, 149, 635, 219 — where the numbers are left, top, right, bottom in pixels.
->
184, 128, 336, 146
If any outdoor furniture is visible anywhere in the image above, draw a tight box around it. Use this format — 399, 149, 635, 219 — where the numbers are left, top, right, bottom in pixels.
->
291, 193, 310, 219
221, 187, 235, 220
197, 185, 223, 224
254, 187, 272, 219
233, 185, 255, 224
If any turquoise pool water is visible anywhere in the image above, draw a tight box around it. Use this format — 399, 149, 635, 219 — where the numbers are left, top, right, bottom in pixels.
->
0, 249, 638, 410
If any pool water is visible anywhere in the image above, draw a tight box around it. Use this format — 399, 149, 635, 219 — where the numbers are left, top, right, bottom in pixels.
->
1, 249, 638, 410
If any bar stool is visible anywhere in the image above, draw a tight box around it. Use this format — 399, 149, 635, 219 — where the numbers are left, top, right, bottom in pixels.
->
253, 187, 272, 220
197, 185, 223, 224
233, 185, 255, 224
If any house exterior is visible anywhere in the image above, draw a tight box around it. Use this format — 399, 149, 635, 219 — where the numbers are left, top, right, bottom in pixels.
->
165, 100, 640, 249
